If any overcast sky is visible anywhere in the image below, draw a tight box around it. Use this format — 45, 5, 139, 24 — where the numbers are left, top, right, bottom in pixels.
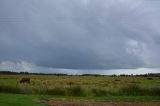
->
0, 0, 160, 74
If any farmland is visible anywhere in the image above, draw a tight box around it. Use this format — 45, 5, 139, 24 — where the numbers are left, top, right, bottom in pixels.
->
0, 74, 160, 106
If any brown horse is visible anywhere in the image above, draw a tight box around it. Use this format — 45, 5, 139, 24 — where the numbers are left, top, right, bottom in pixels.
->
147, 77, 153, 80
20, 77, 31, 83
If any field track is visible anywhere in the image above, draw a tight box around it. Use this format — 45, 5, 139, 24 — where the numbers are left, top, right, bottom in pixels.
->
34, 99, 160, 106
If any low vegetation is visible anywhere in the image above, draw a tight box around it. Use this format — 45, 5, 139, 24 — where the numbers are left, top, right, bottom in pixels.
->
0, 74, 159, 97
0, 93, 50, 106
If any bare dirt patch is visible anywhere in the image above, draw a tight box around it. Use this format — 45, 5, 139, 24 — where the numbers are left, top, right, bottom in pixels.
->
33, 99, 160, 106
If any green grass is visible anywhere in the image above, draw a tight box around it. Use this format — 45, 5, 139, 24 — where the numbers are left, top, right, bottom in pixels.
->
86, 95, 160, 101
0, 93, 159, 106
0, 93, 51, 106
48, 95, 160, 101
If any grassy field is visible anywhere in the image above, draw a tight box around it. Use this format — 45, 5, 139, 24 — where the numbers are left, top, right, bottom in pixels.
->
0, 75, 159, 106
0, 75, 159, 96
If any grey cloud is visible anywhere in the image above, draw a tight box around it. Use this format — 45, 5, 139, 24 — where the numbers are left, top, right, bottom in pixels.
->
0, 0, 160, 71
0, 61, 159, 75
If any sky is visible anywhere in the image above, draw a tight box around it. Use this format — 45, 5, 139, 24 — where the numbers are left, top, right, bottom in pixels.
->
0, 0, 160, 74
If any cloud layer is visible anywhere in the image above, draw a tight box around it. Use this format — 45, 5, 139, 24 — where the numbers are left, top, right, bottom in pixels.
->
0, 61, 159, 75
0, 0, 160, 72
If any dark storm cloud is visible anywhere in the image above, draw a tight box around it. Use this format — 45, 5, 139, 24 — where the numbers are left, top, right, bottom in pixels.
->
0, 0, 160, 70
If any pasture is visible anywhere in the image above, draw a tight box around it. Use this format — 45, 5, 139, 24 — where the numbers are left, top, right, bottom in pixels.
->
0, 75, 160, 96
0, 75, 160, 106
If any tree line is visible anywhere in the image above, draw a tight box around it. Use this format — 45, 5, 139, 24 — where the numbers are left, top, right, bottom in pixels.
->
0, 71, 159, 77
